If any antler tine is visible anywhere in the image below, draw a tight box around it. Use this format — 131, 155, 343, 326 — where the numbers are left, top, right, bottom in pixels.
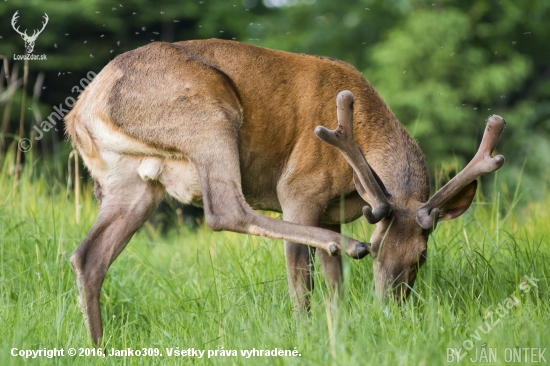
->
12, 10, 18, 18
315, 90, 391, 224
11, 10, 19, 28
29, 13, 49, 39
39, 13, 49, 32
11, 11, 27, 37
416, 115, 505, 229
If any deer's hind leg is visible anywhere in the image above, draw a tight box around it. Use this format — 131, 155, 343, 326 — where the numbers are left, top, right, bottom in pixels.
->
70, 154, 164, 345
186, 132, 363, 256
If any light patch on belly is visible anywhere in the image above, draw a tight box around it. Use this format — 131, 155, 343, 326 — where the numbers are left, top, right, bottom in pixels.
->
96, 154, 202, 205
74, 113, 203, 206
134, 157, 202, 205
138, 157, 163, 181
158, 159, 202, 205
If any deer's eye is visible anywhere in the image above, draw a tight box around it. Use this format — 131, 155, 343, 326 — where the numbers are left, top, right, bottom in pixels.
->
419, 250, 428, 266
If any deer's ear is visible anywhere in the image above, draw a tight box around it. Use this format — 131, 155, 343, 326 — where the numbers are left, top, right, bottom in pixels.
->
437, 180, 478, 222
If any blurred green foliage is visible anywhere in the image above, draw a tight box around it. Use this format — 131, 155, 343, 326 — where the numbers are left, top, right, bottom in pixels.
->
0, 0, 548, 198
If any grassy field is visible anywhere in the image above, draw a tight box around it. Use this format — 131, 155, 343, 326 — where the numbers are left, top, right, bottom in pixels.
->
1, 151, 549, 365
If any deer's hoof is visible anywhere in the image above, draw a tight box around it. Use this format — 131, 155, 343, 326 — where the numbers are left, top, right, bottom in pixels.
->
348, 241, 371, 259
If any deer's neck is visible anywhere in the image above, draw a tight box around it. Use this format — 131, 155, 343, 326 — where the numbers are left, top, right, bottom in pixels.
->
354, 90, 430, 203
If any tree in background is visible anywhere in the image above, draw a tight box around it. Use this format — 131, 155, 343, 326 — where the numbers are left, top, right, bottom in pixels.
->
253, 0, 550, 198
0, 0, 548, 200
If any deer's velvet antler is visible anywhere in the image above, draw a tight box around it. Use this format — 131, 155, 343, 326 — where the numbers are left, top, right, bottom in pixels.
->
416, 115, 505, 229
315, 91, 391, 224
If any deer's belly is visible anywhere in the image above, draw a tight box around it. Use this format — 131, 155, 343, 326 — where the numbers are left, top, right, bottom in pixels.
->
321, 191, 365, 225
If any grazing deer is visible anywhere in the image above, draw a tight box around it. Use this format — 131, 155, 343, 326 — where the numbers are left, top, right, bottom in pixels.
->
11, 11, 49, 54
65, 39, 505, 344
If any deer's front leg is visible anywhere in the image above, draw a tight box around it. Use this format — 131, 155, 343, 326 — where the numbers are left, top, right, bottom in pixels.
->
281, 212, 343, 313
318, 223, 343, 301
281, 208, 321, 313
284, 242, 315, 313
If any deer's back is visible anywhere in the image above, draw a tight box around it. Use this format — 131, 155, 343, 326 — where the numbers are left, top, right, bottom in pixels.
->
67, 39, 428, 215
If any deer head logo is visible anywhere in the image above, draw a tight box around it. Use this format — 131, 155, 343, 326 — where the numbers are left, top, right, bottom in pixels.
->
11, 11, 49, 54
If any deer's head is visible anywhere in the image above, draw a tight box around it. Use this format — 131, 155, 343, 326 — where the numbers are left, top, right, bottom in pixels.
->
11, 11, 49, 54
316, 91, 505, 303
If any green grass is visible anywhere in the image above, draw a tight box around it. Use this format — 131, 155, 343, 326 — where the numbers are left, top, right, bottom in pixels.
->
1, 152, 549, 365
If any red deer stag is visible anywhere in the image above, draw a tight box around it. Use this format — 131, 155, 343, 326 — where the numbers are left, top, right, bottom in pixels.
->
65, 39, 505, 344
